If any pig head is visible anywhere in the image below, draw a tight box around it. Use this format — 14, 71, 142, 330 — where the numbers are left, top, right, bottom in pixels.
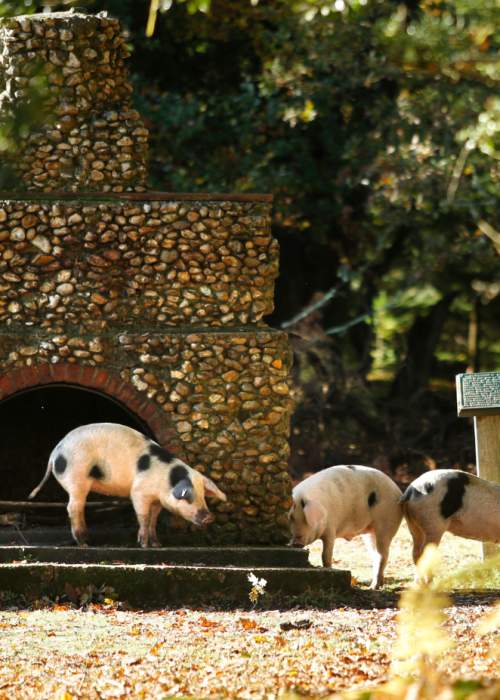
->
159, 461, 227, 528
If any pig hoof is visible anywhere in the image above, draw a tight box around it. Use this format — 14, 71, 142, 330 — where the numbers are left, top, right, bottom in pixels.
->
73, 531, 89, 547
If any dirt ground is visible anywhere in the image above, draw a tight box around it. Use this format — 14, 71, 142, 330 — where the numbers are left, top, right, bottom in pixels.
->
0, 524, 498, 699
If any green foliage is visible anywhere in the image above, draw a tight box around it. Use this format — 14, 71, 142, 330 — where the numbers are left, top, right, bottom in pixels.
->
386, 546, 499, 699
146, 0, 211, 36
0, 63, 53, 188
1, 0, 498, 441
452, 680, 486, 700
142, 0, 496, 381
0, 0, 78, 15
0, 0, 36, 16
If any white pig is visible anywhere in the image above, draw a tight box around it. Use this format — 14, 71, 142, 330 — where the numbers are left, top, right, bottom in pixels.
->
28, 422, 227, 547
402, 469, 500, 564
289, 465, 403, 589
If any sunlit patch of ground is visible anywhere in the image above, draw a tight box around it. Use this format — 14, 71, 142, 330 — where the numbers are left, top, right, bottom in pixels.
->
0, 523, 498, 699
307, 521, 492, 589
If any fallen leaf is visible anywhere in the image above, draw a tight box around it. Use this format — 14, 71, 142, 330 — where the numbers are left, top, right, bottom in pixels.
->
280, 619, 312, 631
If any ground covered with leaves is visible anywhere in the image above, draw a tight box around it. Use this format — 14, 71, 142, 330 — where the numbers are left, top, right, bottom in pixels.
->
0, 526, 498, 699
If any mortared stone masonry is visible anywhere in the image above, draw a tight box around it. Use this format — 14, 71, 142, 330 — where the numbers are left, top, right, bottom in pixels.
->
0, 10, 293, 544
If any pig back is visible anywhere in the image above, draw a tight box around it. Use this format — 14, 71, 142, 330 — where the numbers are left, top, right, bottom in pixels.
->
51, 422, 148, 496
302, 465, 400, 538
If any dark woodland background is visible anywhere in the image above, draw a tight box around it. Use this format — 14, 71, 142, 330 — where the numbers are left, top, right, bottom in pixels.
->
1, 0, 499, 484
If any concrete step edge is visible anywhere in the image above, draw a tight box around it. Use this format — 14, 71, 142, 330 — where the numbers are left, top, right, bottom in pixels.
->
0, 545, 311, 567
0, 561, 352, 607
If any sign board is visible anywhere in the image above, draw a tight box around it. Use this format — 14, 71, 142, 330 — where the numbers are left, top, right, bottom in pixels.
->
456, 372, 500, 417
456, 371, 500, 559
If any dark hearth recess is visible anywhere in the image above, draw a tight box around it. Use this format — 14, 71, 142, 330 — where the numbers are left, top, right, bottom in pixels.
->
0, 10, 293, 545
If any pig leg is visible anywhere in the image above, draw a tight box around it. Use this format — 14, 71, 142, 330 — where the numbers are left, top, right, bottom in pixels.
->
412, 524, 446, 583
362, 531, 390, 589
418, 525, 445, 553
131, 491, 156, 547
406, 503, 446, 566
405, 512, 428, 565
321, 531, 335, 568
67, 489, 90, 546
148, 501, 162, 548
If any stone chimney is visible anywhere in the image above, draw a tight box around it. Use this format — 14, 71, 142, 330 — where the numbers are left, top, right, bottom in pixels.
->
0, 10, 148, 192
0, 10, 293, 546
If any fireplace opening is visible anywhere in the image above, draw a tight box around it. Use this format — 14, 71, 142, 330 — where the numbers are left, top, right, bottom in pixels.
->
0, 384, 157, 541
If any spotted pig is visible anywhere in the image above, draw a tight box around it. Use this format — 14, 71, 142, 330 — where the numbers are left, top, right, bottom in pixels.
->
28, 422, 227, 546
289, 465, 403, 589
402, 469, 500, 564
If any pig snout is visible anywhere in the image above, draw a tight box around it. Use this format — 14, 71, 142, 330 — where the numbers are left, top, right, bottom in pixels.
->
195, 509, 214, 527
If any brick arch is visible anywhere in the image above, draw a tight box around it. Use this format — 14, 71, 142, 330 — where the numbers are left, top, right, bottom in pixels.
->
0, 363, 172, 446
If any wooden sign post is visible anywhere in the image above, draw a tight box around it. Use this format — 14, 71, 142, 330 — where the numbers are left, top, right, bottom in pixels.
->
456, 371, 500, 558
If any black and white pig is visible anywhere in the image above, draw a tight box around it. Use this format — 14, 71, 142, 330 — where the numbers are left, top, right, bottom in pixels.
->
28, 422, 227, 547
402, 469, 500, 564
289, 465, 403, 589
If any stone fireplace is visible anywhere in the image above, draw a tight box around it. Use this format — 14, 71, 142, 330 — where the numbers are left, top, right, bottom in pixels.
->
0, 10, 293, 544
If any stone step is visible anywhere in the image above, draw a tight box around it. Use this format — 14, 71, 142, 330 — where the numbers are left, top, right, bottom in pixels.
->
0, 561, 352, 607
0, 545, 310, 568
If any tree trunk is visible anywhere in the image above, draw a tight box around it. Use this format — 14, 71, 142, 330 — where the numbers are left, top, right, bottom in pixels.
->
391, 292, 457, 399
467, 297, 481, 373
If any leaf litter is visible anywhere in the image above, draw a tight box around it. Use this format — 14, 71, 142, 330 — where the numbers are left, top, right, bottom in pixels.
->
0, 526, 498, 699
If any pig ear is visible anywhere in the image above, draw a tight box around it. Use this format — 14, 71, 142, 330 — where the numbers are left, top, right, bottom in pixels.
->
303, 499, 327, 531
203, 475, 227, 502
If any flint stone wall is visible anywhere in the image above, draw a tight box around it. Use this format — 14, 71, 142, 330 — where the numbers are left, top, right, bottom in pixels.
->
0, 10, 293, 545
0, 194, 277, 329
0, 193, 293, 543
0, 329, 292, 544
0, 11, 148, 192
